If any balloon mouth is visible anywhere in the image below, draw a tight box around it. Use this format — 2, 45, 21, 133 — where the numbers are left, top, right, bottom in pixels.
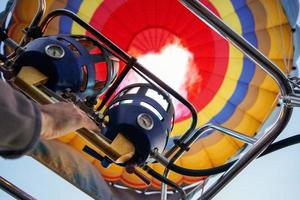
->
121, 33, 199, 122
88, 1, 229, 126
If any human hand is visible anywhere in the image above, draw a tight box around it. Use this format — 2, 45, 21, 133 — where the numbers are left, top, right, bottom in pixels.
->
39, 102, 99, 140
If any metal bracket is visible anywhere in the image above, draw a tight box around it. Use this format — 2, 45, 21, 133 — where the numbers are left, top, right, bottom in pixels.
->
177, 0, 294, 200
280, 95, 300, 107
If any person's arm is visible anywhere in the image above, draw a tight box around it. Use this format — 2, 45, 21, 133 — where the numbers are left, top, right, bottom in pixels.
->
40, 102, 99, 140
0, 80, 98, 158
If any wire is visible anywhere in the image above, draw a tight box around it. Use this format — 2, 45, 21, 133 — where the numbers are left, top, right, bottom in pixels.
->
164, 134, 300, 177
259, 134, 300, 157
0, 30, 8, 63
0, 30, 8, 41
0, 54, 7, 63
166, 160, 235, 177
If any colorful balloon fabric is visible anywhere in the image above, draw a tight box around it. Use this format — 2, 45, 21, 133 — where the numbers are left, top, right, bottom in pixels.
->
11, 0, 293, 189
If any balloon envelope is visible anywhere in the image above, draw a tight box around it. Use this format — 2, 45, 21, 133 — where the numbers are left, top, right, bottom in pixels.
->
10, 0, 293, 191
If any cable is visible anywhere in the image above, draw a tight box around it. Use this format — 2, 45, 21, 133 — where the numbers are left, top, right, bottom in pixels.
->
163, 134, 300, 177
0, 30, 8, 63
166, 160, 235, 177
0, 54, 7, 63
259, 134, 300, 157
0, 29, 8, 41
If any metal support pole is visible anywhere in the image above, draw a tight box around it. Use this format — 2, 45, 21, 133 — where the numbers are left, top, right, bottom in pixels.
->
207, 124, 257, 145
154, 123, 258, 167
0, 176, 36, 200
281, 95, 300, 107
20, 0, 46, 46
178, 0, 294, 199
160, 123, 257, 199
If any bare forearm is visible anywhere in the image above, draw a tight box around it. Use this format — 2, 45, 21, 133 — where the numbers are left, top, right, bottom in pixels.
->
39, 102, 99, 140
0, 80, 99, 158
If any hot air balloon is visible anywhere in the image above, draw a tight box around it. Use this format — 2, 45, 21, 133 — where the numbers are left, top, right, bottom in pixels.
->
7, 0, 294, 198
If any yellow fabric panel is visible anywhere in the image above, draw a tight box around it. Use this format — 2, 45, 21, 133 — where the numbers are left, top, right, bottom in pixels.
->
171, 118, 192, 137
94, 162, 123, 181
233, 113, 261, 135
180, 142, 214, 169
259, 75, 279, 93
272, 59, 293, 73
71, 0, 104, 34
202, 137, 239, 166
196, 108, 216, 127
209, 0, 236, 17
223, 136, 240, 150
221, 59, 248, 81
247, 90, 278, 122
228, 105, 262, 133
227, 138, 244, 149
210, 0, 242, 34
259, 0, 288, 28
179, 148, 213, 183
45, 0, 66, 14
68, 136, 95, 162
14, 1, 37, 22
267, 25, 294, 59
